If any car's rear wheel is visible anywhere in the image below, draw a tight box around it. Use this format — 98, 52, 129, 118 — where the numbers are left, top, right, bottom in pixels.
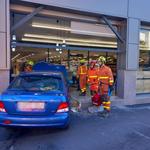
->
0, 127, 17, 140
60, 123, 70, 130
4, 126, 18, 133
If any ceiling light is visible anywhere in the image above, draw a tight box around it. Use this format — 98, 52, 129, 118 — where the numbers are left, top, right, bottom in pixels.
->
22, 38, 117, 48
67, 42, 117, 48
62, 40, 66, 47
32, 23, 71, 31
24, 33, 117, 45
59, 51, 62, 54
31, 23, 115, 37
71, 29, 115, 37
19, 54, 34, 60
24, 33, 62, 40
12, 35, 16, 41
63, 39, 66, 43
12, 47, 16, 52
11, 53, 20, 61
22, 38, 62, 44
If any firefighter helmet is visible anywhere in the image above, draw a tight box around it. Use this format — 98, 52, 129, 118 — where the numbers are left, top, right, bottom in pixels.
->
98, 56, 106, 63
26, 60, 34, 66
80, 59, 86, 64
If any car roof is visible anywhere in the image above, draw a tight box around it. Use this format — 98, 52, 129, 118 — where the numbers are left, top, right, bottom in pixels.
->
19, 71, 63, 77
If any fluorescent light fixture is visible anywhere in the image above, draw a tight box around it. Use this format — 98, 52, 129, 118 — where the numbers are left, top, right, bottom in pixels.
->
22, 38, 62, 44
66, 38, 116, 45
22, 37, 117, 48
19, 54, 35, 60
11, 53, 20, 61
24, 33, 117, 45
32, 23, 71, 31
31, 22, 116, 37
71, 29, 115, 37
67, 42, 117, 48
24, 34, 62, 40
71, 21, 116, 37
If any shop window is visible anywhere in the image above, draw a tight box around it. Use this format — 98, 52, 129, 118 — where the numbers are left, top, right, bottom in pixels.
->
137, 29, 150, 94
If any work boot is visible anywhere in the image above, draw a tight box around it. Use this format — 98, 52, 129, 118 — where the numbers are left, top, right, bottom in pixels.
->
102, 112, 110, 118
99, 110, 110, 118
79, 91, 86, 96
82, 91, 86, 96
79, 92, 83, 96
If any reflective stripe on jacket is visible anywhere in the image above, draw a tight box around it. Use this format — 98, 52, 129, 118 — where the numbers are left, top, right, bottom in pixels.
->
77, 65, 87, 76
97, 65, 114, 94
98, 65, 114, 86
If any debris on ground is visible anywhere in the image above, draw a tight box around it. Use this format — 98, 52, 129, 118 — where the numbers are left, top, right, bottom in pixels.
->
88, 105, 104, 114
71, 100, 81, 113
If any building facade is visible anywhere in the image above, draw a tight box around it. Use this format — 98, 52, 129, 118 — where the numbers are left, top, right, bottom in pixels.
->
1, 0, 150, 105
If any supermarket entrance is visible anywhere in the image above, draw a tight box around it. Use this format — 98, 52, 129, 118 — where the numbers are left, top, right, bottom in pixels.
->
10, 1, 124, 96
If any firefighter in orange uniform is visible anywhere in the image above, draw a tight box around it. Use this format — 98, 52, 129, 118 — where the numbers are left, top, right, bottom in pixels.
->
87, 60, 99, 96
77, 59, 87, 96
97, 56, 114, 116
24, 60, 34, 72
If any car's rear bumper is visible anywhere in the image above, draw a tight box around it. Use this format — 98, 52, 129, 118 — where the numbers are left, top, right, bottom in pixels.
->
0, 113, 69, 127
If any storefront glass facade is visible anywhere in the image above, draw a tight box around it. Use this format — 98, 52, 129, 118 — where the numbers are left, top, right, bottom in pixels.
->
137, 28, 150, 94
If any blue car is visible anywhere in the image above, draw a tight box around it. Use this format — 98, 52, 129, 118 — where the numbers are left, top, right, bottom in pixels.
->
0, 71, 70, 128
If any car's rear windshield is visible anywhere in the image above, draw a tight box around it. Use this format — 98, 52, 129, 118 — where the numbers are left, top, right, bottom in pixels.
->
8, 75, 63, 92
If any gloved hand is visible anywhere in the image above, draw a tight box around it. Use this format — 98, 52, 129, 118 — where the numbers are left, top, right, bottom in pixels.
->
109, 85, 114, 92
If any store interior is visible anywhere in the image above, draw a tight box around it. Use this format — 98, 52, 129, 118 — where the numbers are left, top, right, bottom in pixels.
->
10, 2, 118, 89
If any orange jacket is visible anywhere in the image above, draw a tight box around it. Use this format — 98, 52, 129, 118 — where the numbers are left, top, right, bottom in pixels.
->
87, 68, 99, 85
77, 65, 87, 77
24, 65, 32, 72
97, 65, 114, 86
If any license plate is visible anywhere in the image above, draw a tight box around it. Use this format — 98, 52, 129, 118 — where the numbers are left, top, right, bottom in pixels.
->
17, 102, 45, 112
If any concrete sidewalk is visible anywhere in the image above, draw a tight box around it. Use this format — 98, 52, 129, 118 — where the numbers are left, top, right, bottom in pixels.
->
70, 87, 123, 111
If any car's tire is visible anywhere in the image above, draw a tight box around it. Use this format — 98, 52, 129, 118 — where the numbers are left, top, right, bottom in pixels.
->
0, 127, 16, 140
60, 123, 70, 130
4, 126, 16, 133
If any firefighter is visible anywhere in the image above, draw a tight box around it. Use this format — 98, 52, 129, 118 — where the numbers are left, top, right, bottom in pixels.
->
77, 59, 87, 96
87, 60, 99, 96
97, 56, 114, 117
24, 60, 34, 72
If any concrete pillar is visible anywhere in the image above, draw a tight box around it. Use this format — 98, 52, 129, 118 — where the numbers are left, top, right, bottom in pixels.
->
117, 18, 140, 104
0, 0, 10, 93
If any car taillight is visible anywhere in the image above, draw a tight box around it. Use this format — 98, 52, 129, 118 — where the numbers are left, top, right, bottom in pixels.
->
0, 101, 6, 113
57, 102, 69, 113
